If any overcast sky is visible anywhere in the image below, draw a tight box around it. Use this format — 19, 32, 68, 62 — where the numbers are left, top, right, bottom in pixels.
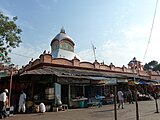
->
0, 0, 160, 68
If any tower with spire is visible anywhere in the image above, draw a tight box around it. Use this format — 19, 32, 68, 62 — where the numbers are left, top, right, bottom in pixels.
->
50, 27, 80, 60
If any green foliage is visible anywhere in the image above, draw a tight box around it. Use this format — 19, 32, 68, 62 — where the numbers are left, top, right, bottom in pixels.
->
0, 12, 22, 64
144, 60, 160, 71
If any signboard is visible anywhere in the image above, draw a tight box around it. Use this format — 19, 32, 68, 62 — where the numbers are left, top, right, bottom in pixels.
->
105, 78, 117, 85
117, 79, 128, 83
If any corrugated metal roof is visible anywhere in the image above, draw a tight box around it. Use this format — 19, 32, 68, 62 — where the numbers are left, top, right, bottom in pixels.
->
20, 66, 129, 79
20, 66, 154, 84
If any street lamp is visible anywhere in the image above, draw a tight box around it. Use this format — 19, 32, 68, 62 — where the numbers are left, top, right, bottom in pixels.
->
128, 57, 139, 120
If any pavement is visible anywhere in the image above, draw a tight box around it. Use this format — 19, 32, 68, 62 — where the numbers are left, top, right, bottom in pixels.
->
4, 100, 160, 120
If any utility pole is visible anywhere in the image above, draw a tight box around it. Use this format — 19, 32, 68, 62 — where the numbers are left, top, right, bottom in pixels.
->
128, 57, 139, 120
9, 66, 13, 107
154, 87, 159, 113
114, 84, 117, 120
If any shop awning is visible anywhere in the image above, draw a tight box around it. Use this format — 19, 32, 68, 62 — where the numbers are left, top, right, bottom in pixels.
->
151, 80, 160, 83
20, 66, 127, 78
128, 80, 158, 85
20, 66, 127, 85
128, 81, 139, 85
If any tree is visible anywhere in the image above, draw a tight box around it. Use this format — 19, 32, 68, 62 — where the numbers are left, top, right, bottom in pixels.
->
143, 60, 160, 71
0, 11, 22, 64
153, 64, 160, 71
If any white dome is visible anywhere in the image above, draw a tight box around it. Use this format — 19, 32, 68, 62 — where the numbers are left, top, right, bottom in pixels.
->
51, 27, 74, 46
50, 27, 81, 61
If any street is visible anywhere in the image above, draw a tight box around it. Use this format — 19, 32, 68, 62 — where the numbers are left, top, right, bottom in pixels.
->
5, 100, 160, 120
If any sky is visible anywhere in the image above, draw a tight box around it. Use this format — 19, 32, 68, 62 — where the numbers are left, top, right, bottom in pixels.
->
0, 0, 160, 68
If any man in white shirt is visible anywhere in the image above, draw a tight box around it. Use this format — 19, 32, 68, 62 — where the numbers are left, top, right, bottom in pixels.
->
0, 89, 8, 119
117, 89, 124, 109
18, 91, 26, 113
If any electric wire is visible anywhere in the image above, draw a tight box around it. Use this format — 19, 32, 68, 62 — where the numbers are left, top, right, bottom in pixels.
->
142, 0, 159, 63
9, 52, 32, 58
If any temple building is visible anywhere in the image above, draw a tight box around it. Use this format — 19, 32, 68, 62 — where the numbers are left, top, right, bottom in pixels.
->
0, 28, 160, 111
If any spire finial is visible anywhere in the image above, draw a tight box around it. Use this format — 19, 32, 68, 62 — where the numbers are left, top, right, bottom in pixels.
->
60, 26, 65, 33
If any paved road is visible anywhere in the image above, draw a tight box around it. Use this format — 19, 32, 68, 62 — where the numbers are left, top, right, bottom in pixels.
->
5, 100, 160, 120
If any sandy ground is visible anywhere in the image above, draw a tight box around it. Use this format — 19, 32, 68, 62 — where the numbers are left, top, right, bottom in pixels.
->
4, 100, 160, 120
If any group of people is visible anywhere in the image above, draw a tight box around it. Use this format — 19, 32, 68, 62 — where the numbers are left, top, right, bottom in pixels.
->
0, 89, 26, 119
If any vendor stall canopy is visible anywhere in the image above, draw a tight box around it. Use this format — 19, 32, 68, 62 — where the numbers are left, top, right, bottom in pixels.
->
128, 79, 158, 85
20, 66, 129, 84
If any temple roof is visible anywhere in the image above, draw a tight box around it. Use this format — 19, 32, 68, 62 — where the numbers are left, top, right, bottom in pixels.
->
51, 27, 75, 46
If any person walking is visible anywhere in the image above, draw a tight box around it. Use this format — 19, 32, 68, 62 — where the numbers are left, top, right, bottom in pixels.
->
0, 89, 8, 119
117, 89, 124, 109
18, 91, 26, 113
